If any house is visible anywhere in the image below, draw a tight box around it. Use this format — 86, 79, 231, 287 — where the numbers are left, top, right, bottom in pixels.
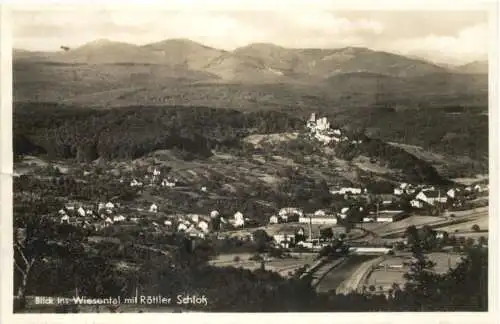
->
164, 219, 173, 226
153, 168, 161, 176
447, 188, 457, 199
375, 217, 394, 223
149, 203, 158, 213
190, 214, 200, 223
60, 215, 70, 224
178, 223, 188, 232
233, 212, 245, 227
394, 188, 404, 196
411, 199, 425, 209
269, 215, 280, 224
161, 179, 176, 188
314, 209, 327, 217
299, 215, 337, 225
65, 204, 75, 211
273, 233, 296, 248
474, 184, 488, 192
105, 217, 113, 224
210, 210, 220, 218
278, 208, 304, 218
58, 209, 66, 215
113, 215, 126, 222
105, 202, 115, 209
86, 209, 93, 216
77, 207, 86, 217
201, 186, 208, 192
330, 187, 363, 195
98, 203, 106, 211
198, 220, 209, 233
130, 179, 141, 187
415, 190, 447, 205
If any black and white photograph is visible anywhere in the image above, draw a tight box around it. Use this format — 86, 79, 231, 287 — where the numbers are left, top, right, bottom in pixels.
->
1, 1, 497, 318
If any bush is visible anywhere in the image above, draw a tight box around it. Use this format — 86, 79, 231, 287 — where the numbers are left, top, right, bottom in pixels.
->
471, 224, 480, 232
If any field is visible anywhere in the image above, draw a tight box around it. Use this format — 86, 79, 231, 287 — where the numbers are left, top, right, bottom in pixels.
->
365, 252, 464, 291
360, 215, 446, 235
208, 252, 317, 277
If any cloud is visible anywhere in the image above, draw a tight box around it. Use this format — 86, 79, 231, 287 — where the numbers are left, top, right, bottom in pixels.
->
388, 23, 488, 63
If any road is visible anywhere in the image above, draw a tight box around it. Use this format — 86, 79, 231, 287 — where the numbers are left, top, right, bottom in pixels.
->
315, 255, 377, 294
335, 256, 385, 295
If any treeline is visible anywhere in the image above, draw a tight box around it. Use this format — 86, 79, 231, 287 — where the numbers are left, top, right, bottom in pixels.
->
328, 106, 489, 173
14, 103, 304, 161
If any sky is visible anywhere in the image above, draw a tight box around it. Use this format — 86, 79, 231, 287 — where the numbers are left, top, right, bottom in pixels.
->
11, 6, 490, 65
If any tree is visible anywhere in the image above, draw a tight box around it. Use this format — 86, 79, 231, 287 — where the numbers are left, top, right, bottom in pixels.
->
319, 227, 334, 241
471, 224, 480, 232
13, 212, 85, 310
253, 229, 271, 253
404, 225, 420, 247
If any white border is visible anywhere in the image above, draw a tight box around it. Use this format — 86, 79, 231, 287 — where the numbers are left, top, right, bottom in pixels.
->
1, 1, 499, 323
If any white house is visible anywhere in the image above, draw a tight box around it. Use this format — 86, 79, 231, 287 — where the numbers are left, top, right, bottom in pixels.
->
149, 203, 158, 213
178, 223, 188, 232
113, 215, 126, 222
77, 207, 86, 217
394, 188, 404, 196
86, 209, 93, 216
375, 217, 394, 223
153, 168, 161, 176
98, 203, 106, 211
105, 202, 115, 209
164, 219, 173, 226
314, 209, 327, 217
188, 214, 199, 223
65, 205, 75, 211
474, 184, 488, 192
299, 215, 337, 225
161, 179, 176, 188
411, 199, 425, 209
105, 217, 113, 224
210, 210, 220, 218
279, 207, 304, 218
415, 190, 447, 205
198, 220, 209, 233
58, 209, 66, 215
130, 179, 141, 187
233, 211, 245, 227
331, 187, 362, 195
273, 233, 296, 248
60, 215, 70, 224
447, 188, 457, 199
269, 215, 280, 224
201, 186, 208, 192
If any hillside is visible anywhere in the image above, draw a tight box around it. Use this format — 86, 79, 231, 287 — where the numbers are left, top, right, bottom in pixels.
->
13, 39, 488, 108
13, 103, 451, 185
455, 60, 488, 74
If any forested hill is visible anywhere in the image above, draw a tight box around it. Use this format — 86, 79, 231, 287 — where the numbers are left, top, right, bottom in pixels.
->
13, 103, 304, 160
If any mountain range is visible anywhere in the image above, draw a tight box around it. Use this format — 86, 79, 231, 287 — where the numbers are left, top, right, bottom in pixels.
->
13, 38, 488, 109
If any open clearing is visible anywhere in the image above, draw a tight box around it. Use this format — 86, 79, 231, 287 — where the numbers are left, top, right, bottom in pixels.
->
208, 252, 317, 277
365, 252, 463, 290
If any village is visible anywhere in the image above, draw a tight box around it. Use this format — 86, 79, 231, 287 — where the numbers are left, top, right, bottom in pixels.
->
50, 113, 488, 257
12, 111, 490, 312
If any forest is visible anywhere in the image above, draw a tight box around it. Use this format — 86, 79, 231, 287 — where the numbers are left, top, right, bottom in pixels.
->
14, 103, 457, 184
